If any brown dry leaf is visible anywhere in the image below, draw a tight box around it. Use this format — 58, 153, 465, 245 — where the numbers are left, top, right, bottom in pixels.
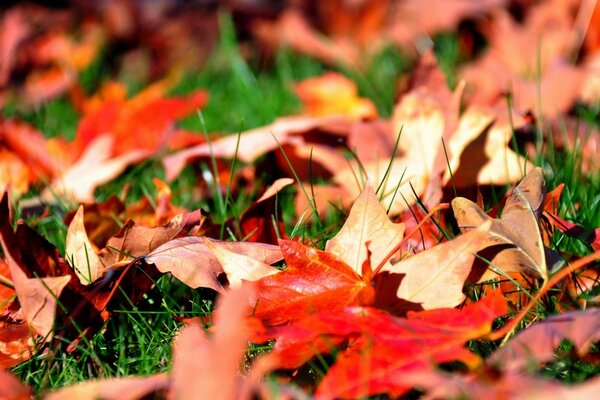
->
452, 167, 551, 281
489, 308, 600, 372
379, 221, 491, 309
145, 237, 282, 291
163, 115, 348, 181
97, 210, 203, 269
44, 374, 169, 400
65, 205, 104, 285
400, 369, 600, 400
170, 284, 257, 400
204, 240, 279, 288
43, 135, 151, 203
326, 185, 405, 275
252, 9, 360, 67
0, 244, 70, 339
444, 105, 535, 187
460, 5, 585, 117
294, 72, 377, 119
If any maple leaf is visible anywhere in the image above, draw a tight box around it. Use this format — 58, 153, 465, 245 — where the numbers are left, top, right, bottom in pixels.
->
489, 308, 600, 372
255, 185, 491, 324
252, 239, 372, 326
163, 115, 349, 181
65, 205, 104, 285
73, 80, 208, 157
325, 185, 405, 275
333, 51, 532, 216
170, 284, 257, 400
144, 237, 282, 292
43, 375, 169, 400
452, 167, 557, 281
294, 72, 377, 119
43, 135, 151, 203
260, 290, 507, 398
378, 220, 492, 310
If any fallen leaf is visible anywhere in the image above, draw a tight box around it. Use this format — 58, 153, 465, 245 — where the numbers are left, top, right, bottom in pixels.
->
452, 167, 552, 281
44, 374, 169, 400
252, 240, 371, 325
163, 115, 349, 181
170, 284, 256, 400
294, 72, 377, 119
73, 81, 208, 156
43, 135, 151, 203
489, 308, 600, 372
379, 220, 491, 310
65, 205, 104, 285
326, 185, 405, 275
259, 290, 506, 398
0, 369, 31, 400
145, 237, 282, 291
97, 210, 203, 269
238, 178, 294, 244
204, 240, 279, 288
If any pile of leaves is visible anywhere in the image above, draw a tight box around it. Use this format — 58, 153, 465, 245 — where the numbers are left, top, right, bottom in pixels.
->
1, 0, 600, 399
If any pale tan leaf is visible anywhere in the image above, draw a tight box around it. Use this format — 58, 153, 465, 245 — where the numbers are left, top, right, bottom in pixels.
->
326, 185, 404, 275
452, 167, 549, 281
204, 240, 279, 288
381, 221, 491, 309
1, 246, 70, 338
43, 135, 150, 203
65, 205, 103, 285
145, 237, 282, 291
44, 374, 169, 400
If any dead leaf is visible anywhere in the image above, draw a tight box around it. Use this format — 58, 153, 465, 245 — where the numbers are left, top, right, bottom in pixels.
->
326, 185, 405, 275
252, 240, 371, 325
452, 167, 552, 281
43, 135, 151, 203
379, 220, 492, 309
145, 237, 282, 291
170, 284, 257, 400
294, 72, 377, 119
66, 205, 104, 285
490, 308, 600, 372
204, 240, 279, 288
163, 115, 349, 181
0, 369, 31, 400
44, 374, 169, 400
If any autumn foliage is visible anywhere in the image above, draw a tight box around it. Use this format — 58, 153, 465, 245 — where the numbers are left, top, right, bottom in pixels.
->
1, 1, 600, 399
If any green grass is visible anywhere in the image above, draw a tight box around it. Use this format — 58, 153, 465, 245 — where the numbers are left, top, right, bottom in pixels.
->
3, 16, 600, 395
